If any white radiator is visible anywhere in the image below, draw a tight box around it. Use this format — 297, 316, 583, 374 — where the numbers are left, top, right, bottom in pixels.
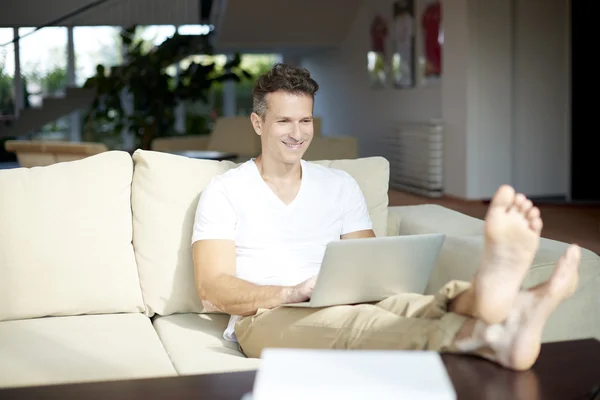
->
381, 121, 444, 198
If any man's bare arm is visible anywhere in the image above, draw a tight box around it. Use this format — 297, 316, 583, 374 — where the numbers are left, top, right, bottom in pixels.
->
193, 240, 314, 316
341, 229, 376, 240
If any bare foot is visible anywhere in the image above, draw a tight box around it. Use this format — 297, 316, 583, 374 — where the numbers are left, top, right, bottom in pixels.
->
471, 185, 543, 324
502, 244, 581, 370
455, 245, 581, 371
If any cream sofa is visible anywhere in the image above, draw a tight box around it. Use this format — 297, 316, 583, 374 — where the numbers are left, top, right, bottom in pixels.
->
0, 150, 598, 390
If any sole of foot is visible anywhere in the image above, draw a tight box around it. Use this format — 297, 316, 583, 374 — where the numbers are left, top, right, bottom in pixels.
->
472, 185, 543, 325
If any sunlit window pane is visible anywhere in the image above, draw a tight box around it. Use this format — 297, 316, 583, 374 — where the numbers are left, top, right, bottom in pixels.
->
74, 26, 123, 87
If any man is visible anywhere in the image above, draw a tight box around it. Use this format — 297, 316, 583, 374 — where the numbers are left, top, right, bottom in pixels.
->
191, 63, 581, 371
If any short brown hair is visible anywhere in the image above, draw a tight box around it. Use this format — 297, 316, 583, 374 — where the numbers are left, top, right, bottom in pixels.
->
252, 63, 319, 118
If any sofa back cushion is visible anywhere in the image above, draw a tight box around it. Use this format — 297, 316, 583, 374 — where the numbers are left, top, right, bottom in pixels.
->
131, 150, 389, 316
0, 151, 145, 322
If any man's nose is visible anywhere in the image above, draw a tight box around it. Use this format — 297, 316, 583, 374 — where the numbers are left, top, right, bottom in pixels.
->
290, 123, 303, 140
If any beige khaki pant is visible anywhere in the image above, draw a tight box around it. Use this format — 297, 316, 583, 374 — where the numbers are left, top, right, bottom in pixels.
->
235, 280, 471, 358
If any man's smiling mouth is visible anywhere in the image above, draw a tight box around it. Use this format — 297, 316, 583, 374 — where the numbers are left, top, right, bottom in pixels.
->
282, 141, 304, 149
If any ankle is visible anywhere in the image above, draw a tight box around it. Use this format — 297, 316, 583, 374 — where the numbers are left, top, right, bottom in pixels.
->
453, 318, 486, 352
453, 318, 514, 368
449, 288, 476, 317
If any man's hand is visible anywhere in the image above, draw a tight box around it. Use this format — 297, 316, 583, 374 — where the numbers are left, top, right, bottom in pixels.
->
283, 276, 318, 304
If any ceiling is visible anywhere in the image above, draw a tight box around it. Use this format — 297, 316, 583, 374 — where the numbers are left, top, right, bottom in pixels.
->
210, 0, 363, 53
0, 0, 363, 54
0, 0, 205, 27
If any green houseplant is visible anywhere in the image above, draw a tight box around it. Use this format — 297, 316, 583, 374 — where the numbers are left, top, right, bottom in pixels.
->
83, 26, 250, 150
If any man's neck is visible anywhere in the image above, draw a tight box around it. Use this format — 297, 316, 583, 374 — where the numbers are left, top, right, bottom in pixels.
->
255, 154, 302, 182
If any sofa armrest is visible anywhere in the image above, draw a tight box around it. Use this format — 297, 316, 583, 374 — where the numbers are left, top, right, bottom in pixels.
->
424, 233, 600, 343
386, 205, 600, 342
387, 205, 484, 237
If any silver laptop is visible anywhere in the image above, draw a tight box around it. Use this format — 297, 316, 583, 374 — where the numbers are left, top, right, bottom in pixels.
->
283, 233, 445, 308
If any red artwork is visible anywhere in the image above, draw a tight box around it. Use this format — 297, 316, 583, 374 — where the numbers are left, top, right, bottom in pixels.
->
422, 1, 441, 76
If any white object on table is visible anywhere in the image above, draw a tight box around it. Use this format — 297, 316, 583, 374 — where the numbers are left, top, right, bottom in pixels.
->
245, 348, 457, 400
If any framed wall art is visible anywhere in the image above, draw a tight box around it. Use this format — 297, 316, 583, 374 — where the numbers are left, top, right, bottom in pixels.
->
368, 13, 389, 89
391, 0, 415, 89
415, 0, 442, 86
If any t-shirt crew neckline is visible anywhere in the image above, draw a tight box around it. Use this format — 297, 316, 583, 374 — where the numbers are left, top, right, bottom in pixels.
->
250, 158, 307, 209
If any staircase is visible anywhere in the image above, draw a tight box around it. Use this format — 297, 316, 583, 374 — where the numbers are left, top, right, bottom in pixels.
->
0, 87, 96, 140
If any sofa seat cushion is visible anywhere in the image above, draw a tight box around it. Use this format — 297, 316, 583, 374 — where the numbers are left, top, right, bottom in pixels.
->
131, 149, 389, 316
152, 313, 260, 375
0, 313, 177, 389
425, 234, 600, 342
0, 151, 145, 322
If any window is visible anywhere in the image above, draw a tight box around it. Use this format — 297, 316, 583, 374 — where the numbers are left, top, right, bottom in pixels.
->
74, 26, 122, 87
0, 29, 14, 117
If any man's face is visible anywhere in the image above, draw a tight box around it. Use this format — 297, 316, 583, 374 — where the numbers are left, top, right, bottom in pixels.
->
251, 91, 314, 165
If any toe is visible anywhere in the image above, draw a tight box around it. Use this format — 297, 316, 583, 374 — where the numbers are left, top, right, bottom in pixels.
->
490, 185, 516, 210
520, 199, 534, 215
514, 193, 527, 209
564, 244, 582, 264
529, 217, 543, 234
552, 245, 580, 278
527, 206, 541, 221
548, 245, 580, 296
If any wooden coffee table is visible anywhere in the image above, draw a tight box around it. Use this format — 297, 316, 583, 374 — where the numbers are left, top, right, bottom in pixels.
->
1, 339, 598, 399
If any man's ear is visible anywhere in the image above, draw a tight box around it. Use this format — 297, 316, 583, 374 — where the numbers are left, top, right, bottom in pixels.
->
250, 113, 262, 136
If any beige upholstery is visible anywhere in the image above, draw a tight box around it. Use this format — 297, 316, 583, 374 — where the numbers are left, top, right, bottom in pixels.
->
130, 150, 389, 316
152, 314, 261, 375
388, 205, 600, 343
0, 313, 177, 389
0, 149, 598, 390
131, 151, 237, 316
0, 151, 145, 322
4, 140, 108, 168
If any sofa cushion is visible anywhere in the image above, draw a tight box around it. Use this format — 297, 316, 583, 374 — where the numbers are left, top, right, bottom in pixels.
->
131, 150, 237, 316
425, 234, 600, 342
0, 313, 177, 389
0, 151, 145, 322
131, 150, 389, 316
311, 157, 389, 237
152, 314, 261, 375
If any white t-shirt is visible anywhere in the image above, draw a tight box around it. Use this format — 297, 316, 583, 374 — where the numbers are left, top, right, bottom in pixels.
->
191, 159, 373, 341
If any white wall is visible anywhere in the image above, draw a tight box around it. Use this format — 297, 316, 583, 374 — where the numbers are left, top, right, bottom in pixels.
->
301, 0, 571, 199
513, 0, 570, 197
444, 0, 514, 199
439, 0, 469, 197
301, 0, 442, 157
